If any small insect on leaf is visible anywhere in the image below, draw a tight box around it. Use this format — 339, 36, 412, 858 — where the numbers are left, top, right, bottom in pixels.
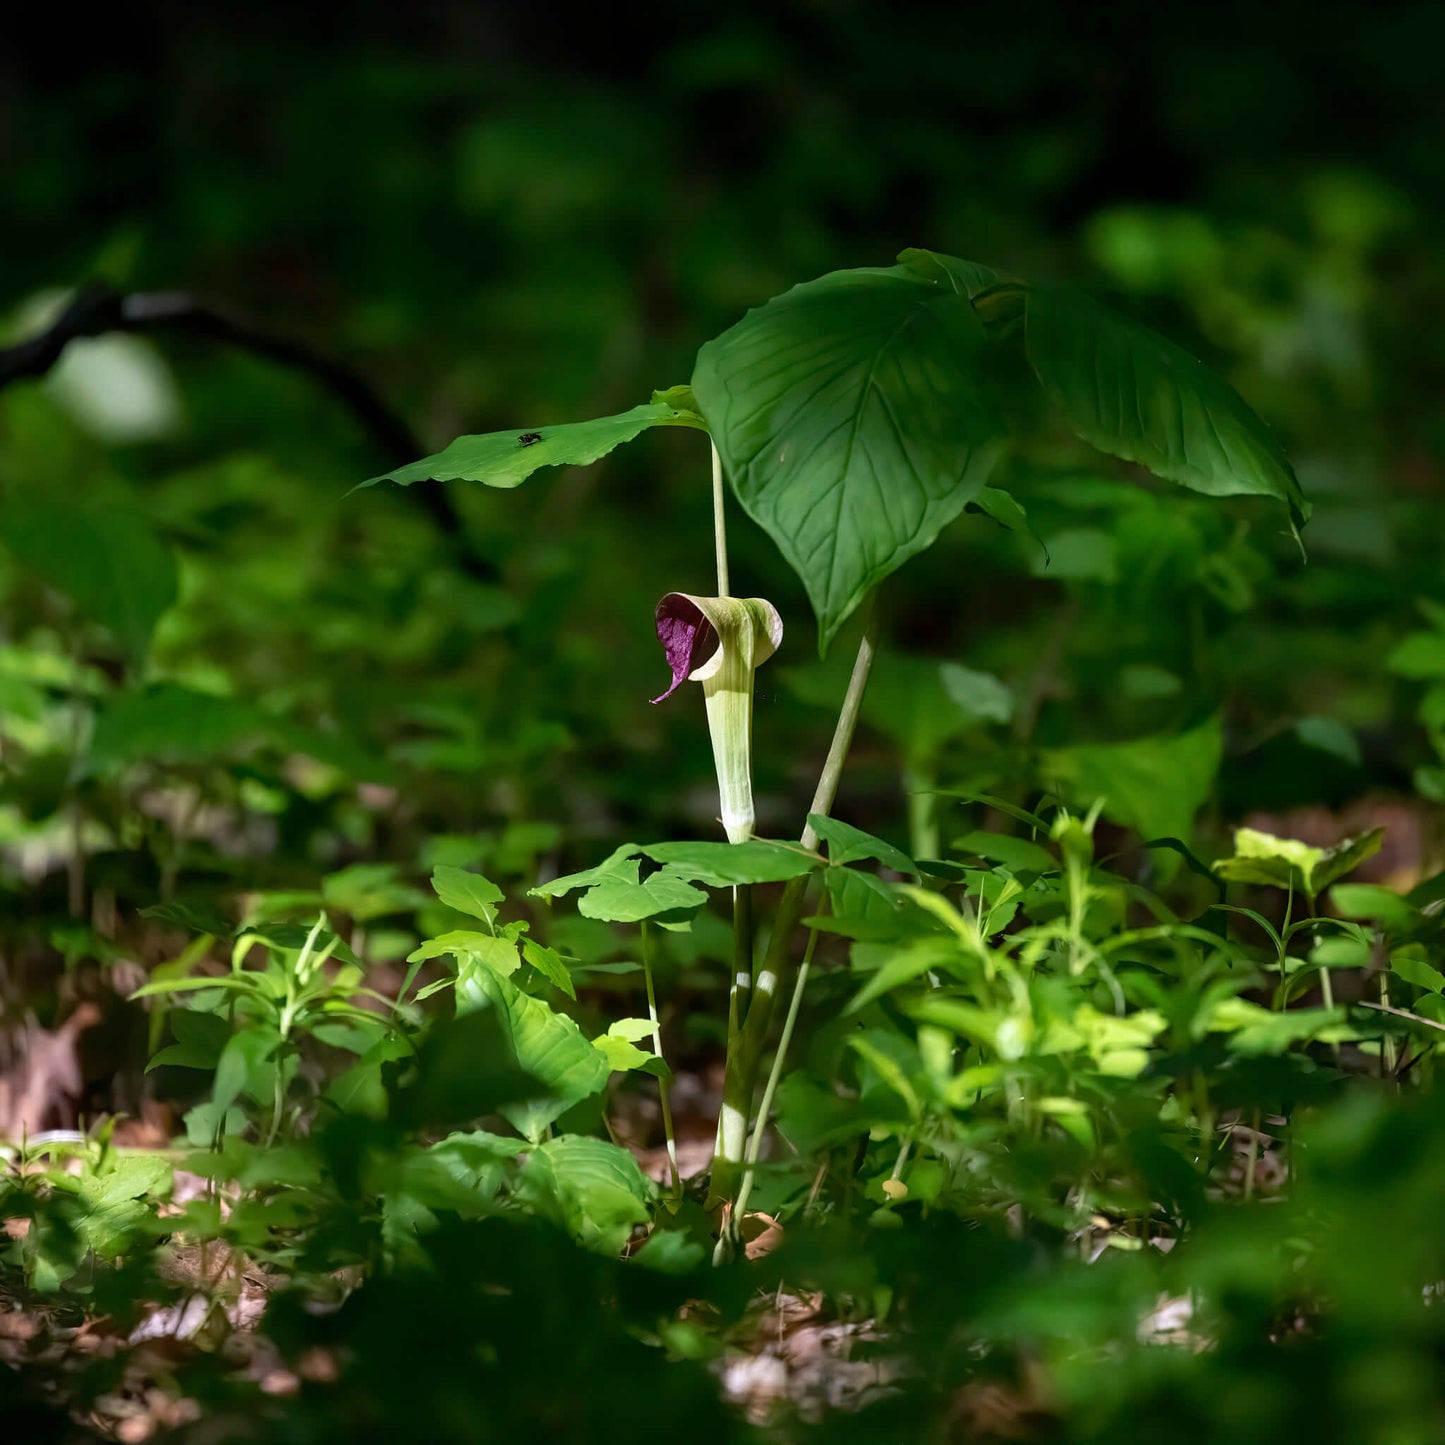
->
517, 432, 543, 447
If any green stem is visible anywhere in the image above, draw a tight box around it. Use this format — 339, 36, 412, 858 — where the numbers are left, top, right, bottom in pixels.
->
709, 598, 880, 1214
904, 759, 938, 862
731, 919, 823, 1230
711, 439, 730, 598
641, 922, 682, 1205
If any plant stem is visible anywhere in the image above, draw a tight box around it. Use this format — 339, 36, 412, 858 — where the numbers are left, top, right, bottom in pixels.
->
711, 439, 730, 597
731, 920, 823, 1229
709, 598, 880, 1214
641, 922, 682, 1205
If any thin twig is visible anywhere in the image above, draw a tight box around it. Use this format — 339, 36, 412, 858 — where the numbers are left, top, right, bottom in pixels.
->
0, 283, 495, 581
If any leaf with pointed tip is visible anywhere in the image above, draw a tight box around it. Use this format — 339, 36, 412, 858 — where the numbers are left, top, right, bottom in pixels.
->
521, 939, 576, 1000
529, 846, 642, 900
430, 866, 504, 925
1024, 286, 1308, 530
465, 970, 609, 1142
362, 399, 706, 491
807, 815, 917, 876
693, 260, 1005, 653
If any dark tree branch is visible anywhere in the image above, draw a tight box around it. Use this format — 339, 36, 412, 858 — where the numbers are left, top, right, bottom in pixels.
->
0, 282, 494, 581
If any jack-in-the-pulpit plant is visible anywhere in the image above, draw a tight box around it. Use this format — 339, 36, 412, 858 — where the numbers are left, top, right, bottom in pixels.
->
363, 247, 1308, 1245
652, 592, 783, 845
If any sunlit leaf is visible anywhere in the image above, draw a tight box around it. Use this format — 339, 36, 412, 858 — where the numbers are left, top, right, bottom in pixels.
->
693, 260, 1004, 653
363, 399, 705, 491
515, 1135, 652, 1254
467, 971, 609, 1142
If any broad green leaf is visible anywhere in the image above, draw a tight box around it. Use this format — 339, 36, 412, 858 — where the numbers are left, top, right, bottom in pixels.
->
1392, 949, 1445, 996
775, 1072, 871, 1153
895, 247, 1002, 298
431, 866, 504, 925
1216, 826, 1384, 899
807, 814, 917, 876
1023, 286, 1308, 530
212, 1025, 279, 1117
1330, 883, 1417, 931
576, 867, 708, 923
0, 500, 178, 661
845, 939, 960, 1013
1043, 716, 1222, 842
606, 1017, 659, 1043
469, 970, 609, 1142
592, 1033, 659, 1073
819, 868, 911, 940
693, 261, 1004, 653
396, 1008, 541, 1130
515, 1135, 652, 1255
639, 838, 816, 886
363, 399, 705, 491
412, 932, 521, 1000
76, 1154, 172, 1256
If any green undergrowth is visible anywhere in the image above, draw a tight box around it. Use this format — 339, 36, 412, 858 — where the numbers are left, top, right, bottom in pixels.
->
5, 805, 1445, 1442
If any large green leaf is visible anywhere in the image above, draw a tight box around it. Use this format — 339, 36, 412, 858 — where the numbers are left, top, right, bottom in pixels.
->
692, 261, 1004, 653
1023, 286, 1308, 530
640, 838, 817, 886
469, 970, 610, 1142
0, 499, 178, 661
514, 1135, 652, 1255
363, 395, 705, 491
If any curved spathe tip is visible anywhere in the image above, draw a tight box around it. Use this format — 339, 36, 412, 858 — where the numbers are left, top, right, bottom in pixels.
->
651, 593, 782, 703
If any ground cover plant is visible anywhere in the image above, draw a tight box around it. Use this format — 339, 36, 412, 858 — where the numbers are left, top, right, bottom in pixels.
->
2, 222, 1445, 1433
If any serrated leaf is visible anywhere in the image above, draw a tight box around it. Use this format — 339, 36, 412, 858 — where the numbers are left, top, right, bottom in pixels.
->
693, 261, 1004, 653
363, 399, 705, 491
1023, 285, 1308, 530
